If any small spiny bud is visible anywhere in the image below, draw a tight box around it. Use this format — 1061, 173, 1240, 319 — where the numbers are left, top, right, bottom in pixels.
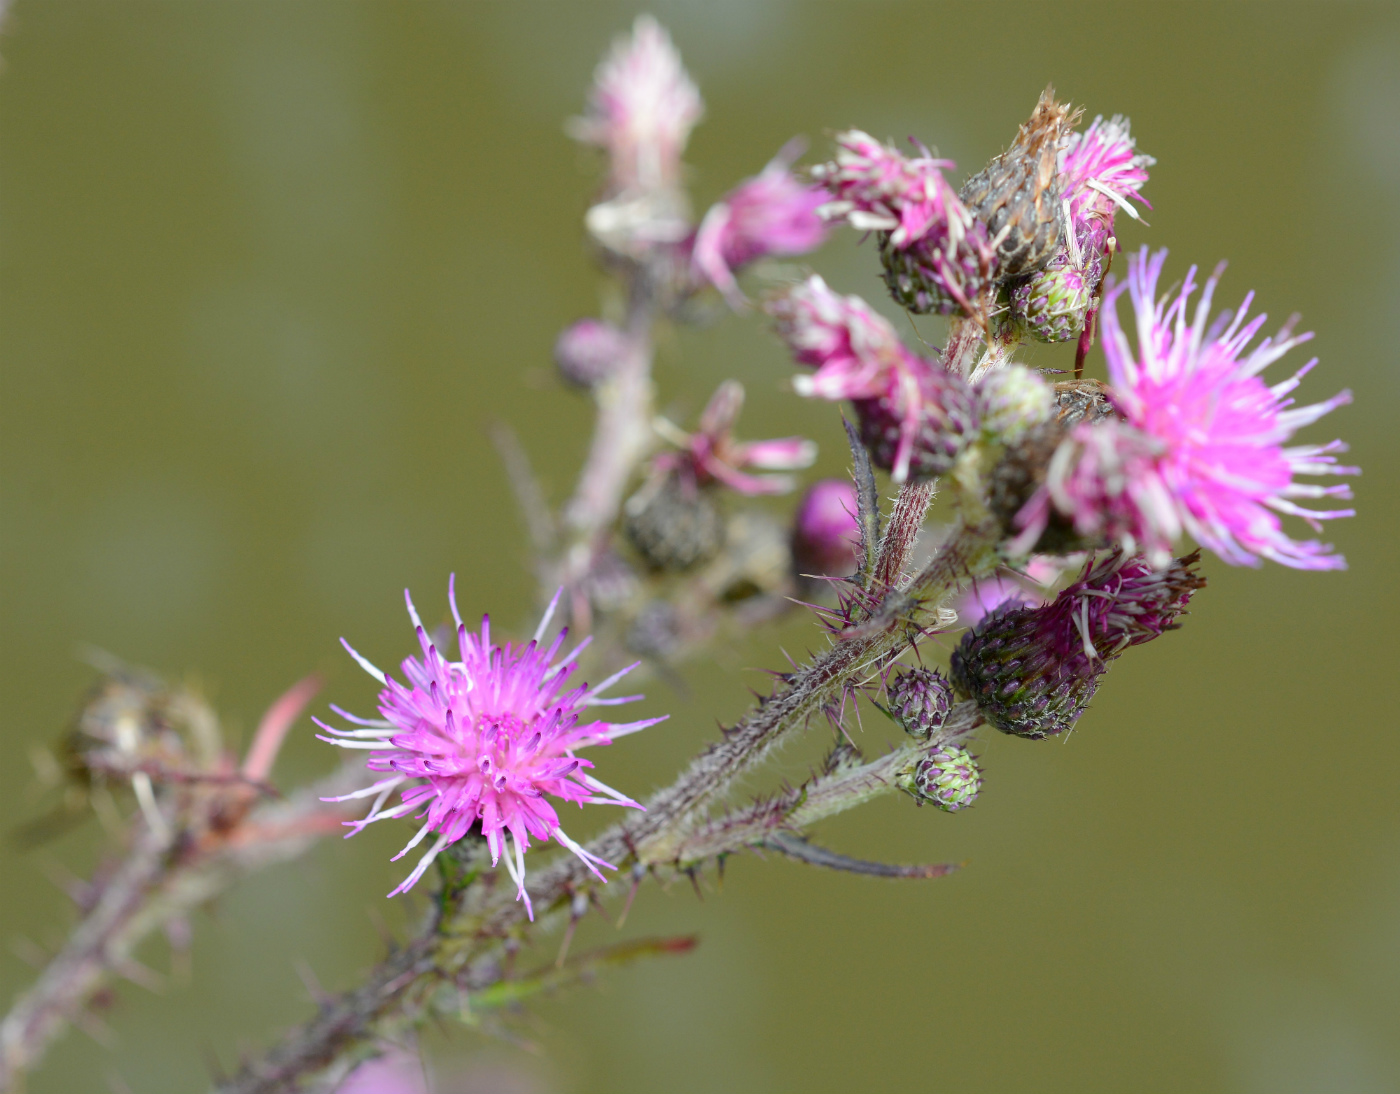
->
896, 744, 982, 811
975, 365, 1055, 445
885, 668, 954, 739
554, 319, 630, 388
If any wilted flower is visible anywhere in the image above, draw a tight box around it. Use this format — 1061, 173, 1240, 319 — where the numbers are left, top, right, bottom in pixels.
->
791, 478, 861, 577
568, 15, 702, 194
812, 132, 995, 316
959, 87, 1075, 277
951, 551, 1203, 738
318, 583, 663, 916
1017, 250, 1358, 569
767, 277, 977, 481
692, 142, 828, 306
654, 380, 816, 496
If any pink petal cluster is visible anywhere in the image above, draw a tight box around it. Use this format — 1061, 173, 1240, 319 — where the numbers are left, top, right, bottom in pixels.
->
568, 15, 703, 193
1059, 115, 1154, 236
692, 144, 828, 306
1018, 249, 1357, 569
655, 380, 815, 496
318, 583, 664, 916
812, 130, 964, 246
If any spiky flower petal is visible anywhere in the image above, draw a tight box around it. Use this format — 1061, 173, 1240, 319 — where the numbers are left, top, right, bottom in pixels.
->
318, 583, 663, 915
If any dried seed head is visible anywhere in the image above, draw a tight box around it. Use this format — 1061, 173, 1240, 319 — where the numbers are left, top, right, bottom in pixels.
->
896, 743, 982, 811
960, 88, 1079, 278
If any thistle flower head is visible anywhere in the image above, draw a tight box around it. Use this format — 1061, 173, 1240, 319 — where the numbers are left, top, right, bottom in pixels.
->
974, 364, 1055, 444
791, 478, 861, 577
1027, 249, 1358, 569
1059, 115, 1153, 235
813, 132, 996, 316
692, 142, 828, 306
767, 277, 976, 481
318, 582, 664, 916
950, 550, 1203, 738
653, 380, 816, 496
569, 16, 703, 194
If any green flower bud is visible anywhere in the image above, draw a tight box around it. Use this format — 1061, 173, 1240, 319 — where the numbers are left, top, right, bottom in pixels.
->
896, 744, 983, 812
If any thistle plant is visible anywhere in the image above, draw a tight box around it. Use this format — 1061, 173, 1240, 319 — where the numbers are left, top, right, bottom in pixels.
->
1, 15, 1360, 1093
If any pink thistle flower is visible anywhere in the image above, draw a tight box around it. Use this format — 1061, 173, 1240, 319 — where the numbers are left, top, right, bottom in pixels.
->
791, 478, 861, 577
812, 131, 996, 316
1018, 249, 1358, 569
1059, 115, 1154, 236
568, 15, 703, 194
654, 380, 816, 496
317, 582, 664, 916
691, 142, 829, 306
767, 277, 977, 482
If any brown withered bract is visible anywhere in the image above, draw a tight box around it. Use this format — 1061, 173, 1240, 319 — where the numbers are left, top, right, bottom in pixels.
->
960, 87, 1080, 278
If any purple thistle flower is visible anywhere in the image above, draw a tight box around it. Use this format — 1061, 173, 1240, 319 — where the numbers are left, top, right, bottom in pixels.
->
791, 478, 861, 577
767, 276, 977, 482
653, 380, 816, 496
568, 16, 702, 195
691, 142, 829, 307
812, 132, 996, 316
950, 551, 1204, 738
1017, 249, 1358, 569
318, 582, 664, 916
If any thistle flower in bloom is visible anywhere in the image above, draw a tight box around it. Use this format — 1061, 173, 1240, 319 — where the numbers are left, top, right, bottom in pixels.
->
654, 380, 817, 496
1018, 249, 1358, 569
317, 583, 664, 916
691, 142, 829, 307
950, 551, 1203, 738
1059, 115, 1153, 237
568, 15, 702, 194
790, 478, 861, 577
767, 276, 978, 482
812, 132, 995, 316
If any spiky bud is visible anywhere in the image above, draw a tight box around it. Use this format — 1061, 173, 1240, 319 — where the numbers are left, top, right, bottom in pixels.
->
853, 362, 980, 481
554, 319, 630, 387
896, 743, 982, 811
886, 667, 954, 739
950, 551, 1204, 739
624, 471, 725, 571
1008, 250, 1098, 343
975, 365, 1055, 445
959, 88, 1076, 277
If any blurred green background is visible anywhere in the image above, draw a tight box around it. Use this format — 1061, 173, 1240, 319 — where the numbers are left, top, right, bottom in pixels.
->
2, 2, 1398, 1091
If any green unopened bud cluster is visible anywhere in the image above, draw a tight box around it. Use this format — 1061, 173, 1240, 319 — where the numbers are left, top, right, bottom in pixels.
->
896, 744, 982, 812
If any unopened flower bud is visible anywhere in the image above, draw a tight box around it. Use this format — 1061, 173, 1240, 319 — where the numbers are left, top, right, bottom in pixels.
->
959, 88, 1076, 277
1008, 250, 1099, 343
554, 319, 630, 387
950, 551, 1204, 738
624, 471, 725, 571
886, 667, 954, 739
975, 365, 1055, 445
896, 743, 982, 811
791, 479, 861, 577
